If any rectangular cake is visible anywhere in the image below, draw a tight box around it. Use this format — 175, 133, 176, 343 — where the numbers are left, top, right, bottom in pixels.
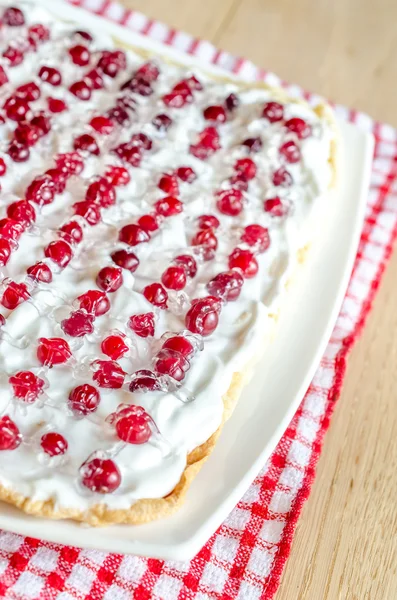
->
0, 1, 338, 525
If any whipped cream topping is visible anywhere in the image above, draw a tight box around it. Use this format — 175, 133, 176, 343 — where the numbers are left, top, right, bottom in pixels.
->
0, 1, 335, 513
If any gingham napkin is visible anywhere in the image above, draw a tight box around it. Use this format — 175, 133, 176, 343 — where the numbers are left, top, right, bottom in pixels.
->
0, 1, 396, 599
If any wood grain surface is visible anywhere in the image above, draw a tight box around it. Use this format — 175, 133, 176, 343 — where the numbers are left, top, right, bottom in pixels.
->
121, 1, 397, 597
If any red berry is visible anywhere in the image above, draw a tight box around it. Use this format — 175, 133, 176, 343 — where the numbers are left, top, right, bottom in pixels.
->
86, 178, 115, 208
241, 224, 270, 253
3, 6, 25, 26
68, 384, 100, 415
229, 248, 258, 278
190, 127, 220, 159
85, 68, 104, 90
77, 290, 110, 316
0, 66, 8, 87
41, 432, 68, 456
234, 158, 257, 180
143, 283, 168, 309
154, 196, 183, 217
37, 337, 72, 366
154, 349, 188, 382
206, 270, 244, 301
1, 282, 29, 309
27, 262, 52, 283
92, 360, 125, 389
262, 101, 284, 123
28, 24, 50, 44
0, 218, 24, 240
272, 167, 293, 187
176, 166, 196, 183
45, 240, 72, 269
0, 415, 21, 450
30, 113, 51, 136
119, 224, 150, 246
107, 106, 130, 126
96, 266, 123, 292
185, 296, 221, 337
47, 98, 68, 113
101, 335, 128, 360
279, 140, 301, 163
114, 95, 137, 113
216, 189, 244, 217
285, 117, 312, 139
90, 115, 114, 134
152, 113, 172, 131
74, 30, 93, 42
170, 79, 193, 96
112, 142, 141, 166
203, 105, 226, 123
162, 336, 194, 357
56, 152, 84, 176
4, 96, 30, 121
7, 141, 29, 162
129, 370, 161, 393
39, 66, 62, 86
118, 94, 138, 111
0, 239, 11, 266
59, 221, 83, 245
0, 221, 20, 243
197, 214, 220, 230
130, 132, 152, 150
9, 371, 45, 403
61, 310, 95, 337
191, 228, 218, 260
80, 457, 121, 493
173, 254, 197, 278
3, 47, 24, 67
121, 75, 153, 96
16, 82, 40, 102
225, 93, 239, 111
14, 122, 40, 146
136, 61, 160, 82
158, 173, 179, 195
161, 266, 187, 290
73, 201, 101, 225
69, 80, 91, 101
128, 312, 155, 338
137, 214, 159, 233
111, 249, 139, 272
264, 196, 287, 216
45, 168, 67, 193
0, 159, 6, 177
26, 174, 55, 205
105, 165, 130, 187
229, 174, 249, 192
74, 133, 99, 155
163, 83, 192, 108
69, 44, 90, 66
112, 405, 152, 445
97, 50, 126, 78
242, 137, 262, 153
186, 75, 202, 91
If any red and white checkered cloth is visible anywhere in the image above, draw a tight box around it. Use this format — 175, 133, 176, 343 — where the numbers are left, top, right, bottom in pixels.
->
0, 1, 397, 598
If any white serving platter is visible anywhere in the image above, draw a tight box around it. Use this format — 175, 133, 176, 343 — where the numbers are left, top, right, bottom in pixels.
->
0, 0, 374, 561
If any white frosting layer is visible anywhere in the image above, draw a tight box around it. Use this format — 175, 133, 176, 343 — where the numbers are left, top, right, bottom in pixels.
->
0, 1, 335, 513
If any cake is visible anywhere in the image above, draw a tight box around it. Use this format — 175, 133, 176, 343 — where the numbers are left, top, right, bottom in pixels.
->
0, 1, 338, 525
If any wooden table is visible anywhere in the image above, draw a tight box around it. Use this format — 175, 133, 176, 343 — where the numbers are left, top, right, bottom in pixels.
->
122, 1, 397, 597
